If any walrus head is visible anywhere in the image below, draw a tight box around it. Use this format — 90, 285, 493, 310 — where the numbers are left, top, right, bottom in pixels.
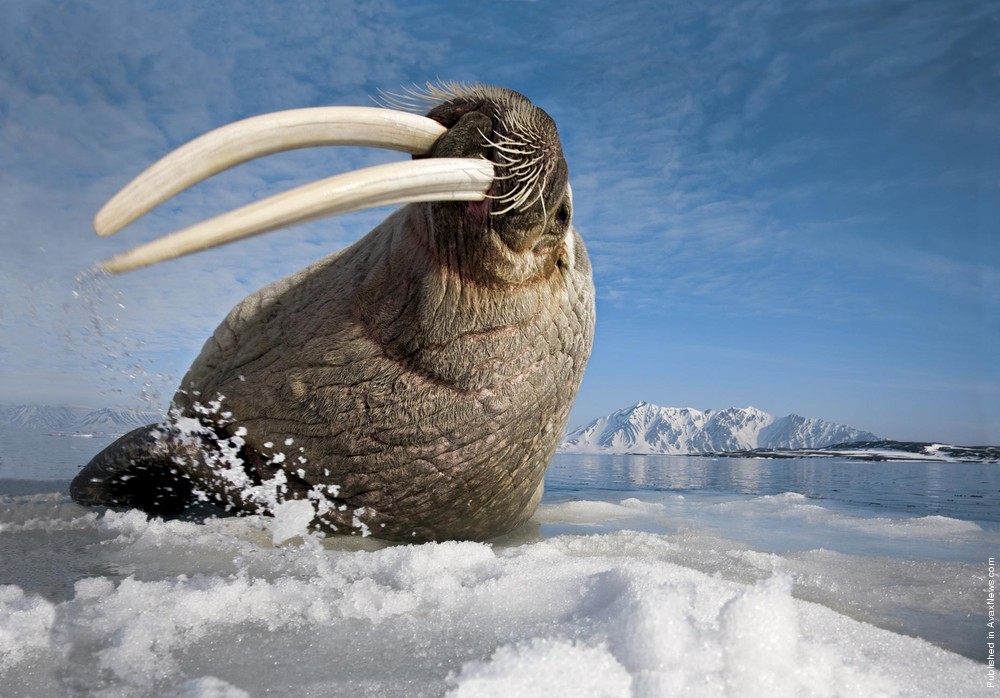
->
412, 84, 572, 286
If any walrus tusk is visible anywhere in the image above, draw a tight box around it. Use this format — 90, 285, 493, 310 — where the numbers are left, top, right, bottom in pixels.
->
94, 107, 449, 237
98, 158, 494, 274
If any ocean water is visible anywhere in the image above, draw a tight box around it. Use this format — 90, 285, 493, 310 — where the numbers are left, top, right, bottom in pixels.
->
0, 430, 996, 696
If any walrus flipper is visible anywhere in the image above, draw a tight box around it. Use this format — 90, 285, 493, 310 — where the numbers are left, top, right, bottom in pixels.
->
70, 424, 199, 515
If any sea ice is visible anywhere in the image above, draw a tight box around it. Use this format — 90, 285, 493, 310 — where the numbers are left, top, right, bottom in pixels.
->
0, 492, 987, 697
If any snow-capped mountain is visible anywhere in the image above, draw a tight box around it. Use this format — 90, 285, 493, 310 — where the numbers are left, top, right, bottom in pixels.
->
0, 405, 164, 433
560, 402, 880, 454
757, 414, 876, 450
0, 404, 83, 430
73, 407, 165, 431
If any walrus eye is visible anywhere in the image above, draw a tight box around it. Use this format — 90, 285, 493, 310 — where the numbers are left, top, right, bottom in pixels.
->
91, 107, 495, 273
556, 203, 570, 227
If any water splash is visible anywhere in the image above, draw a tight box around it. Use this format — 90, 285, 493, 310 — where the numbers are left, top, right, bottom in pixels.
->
67, 267, 173, 410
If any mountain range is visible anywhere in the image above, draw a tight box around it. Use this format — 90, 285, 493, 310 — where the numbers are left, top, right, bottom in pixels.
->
0, 404, 164, 433
559, 402, 881, 454
2, 402, 993, 461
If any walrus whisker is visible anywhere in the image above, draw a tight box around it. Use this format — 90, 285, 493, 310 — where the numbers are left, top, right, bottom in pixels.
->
489, 183, 535, 211
478, 130, 556, 217
375, 80, 500, 114
488, 195, 532, 217
481, 133, 535, 154
94, 107, 450, 238
491, 146, 543, 166
536, 171, 550, 218
98, 158, 494, 273
488, 143, 535, 157
488, 162, 545, 212
506, 157, 547, 172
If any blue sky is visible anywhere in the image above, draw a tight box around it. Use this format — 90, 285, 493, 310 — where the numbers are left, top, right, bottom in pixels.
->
1, 0, 997, 444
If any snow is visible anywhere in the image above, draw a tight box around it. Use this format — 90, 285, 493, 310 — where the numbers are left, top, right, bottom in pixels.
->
448, 638, 633, 697
0, 486, 989, 697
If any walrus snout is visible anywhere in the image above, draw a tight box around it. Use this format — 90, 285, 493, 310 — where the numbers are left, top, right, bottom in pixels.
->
428, 89, 567, 218
406, 86, 572, 261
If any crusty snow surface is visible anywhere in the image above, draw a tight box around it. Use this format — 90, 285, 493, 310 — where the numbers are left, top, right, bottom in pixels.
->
0, 489, 987, 698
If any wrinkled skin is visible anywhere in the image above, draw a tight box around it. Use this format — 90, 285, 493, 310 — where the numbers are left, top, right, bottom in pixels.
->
71, 87, 595, 542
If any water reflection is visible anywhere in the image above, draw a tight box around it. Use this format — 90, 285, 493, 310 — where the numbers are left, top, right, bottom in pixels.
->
545, 453, 1000, 524
549, 455, 773, 493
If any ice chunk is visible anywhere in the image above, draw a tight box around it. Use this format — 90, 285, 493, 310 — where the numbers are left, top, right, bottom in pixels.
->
0, 586, 56, 672
269, 499, 315, 545
447, 638, 632, 697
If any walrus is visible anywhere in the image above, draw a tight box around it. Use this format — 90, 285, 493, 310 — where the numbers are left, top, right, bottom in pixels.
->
71, 83, 595, 542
